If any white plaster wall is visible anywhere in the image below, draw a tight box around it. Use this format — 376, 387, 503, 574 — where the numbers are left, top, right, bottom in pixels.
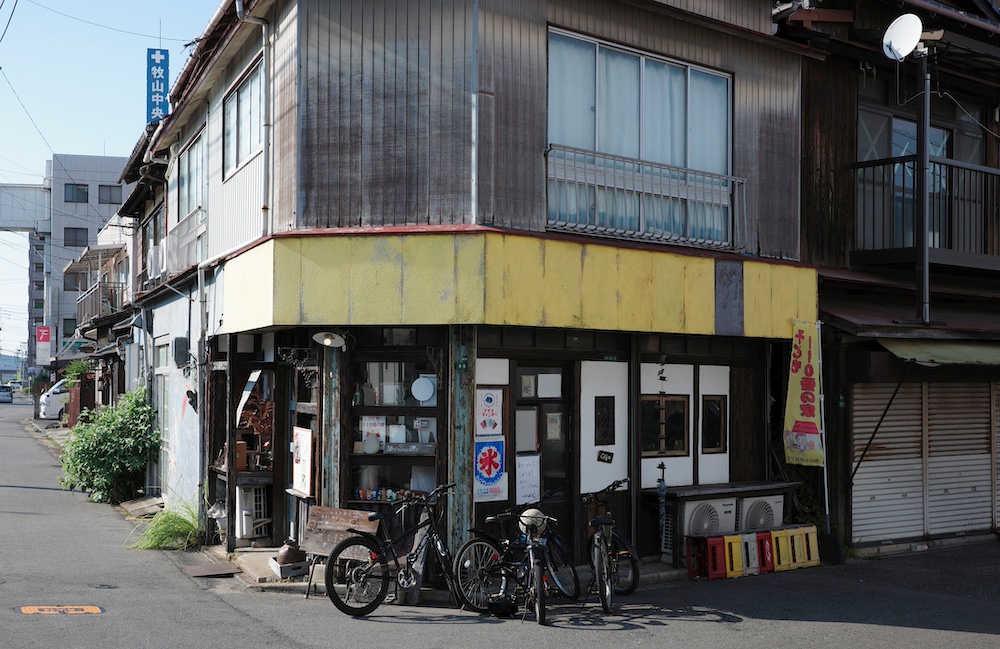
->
639, 363, 694, 489
697, 365, 730, 484
152, 292, 201, 508
579, 361, 629, 494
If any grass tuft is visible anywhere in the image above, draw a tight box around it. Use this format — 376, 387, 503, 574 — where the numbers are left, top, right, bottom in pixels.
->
128, 502, 200, 550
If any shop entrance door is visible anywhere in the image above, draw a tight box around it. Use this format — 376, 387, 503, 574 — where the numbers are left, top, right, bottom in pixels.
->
513, 364, 574, 553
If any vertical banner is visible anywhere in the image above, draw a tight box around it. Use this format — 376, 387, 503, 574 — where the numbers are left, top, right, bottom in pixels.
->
783, 319, 826, 466
147, 48, 169, 123
474, 387, 507, 502
35, 326, 50, 365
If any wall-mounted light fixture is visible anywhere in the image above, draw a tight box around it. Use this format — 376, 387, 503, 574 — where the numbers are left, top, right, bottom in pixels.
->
312, 331, 346, 350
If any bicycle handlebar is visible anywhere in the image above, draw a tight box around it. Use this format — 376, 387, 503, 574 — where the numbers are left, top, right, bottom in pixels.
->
393, 483, 456, 514
581, 477, 630, 503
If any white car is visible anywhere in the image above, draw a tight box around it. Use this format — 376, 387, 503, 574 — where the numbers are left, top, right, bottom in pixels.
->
39, 379, 70, 419
0, 385, 11, 404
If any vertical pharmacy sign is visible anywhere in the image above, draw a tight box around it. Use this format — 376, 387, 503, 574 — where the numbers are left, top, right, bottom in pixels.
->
783, 320, 826, 466
147, 48, 169, 123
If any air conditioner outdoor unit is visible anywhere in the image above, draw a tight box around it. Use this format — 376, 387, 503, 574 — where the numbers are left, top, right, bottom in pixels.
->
661, 497, 738, 566
683, 498, 737, 537
737, 495, 785, 532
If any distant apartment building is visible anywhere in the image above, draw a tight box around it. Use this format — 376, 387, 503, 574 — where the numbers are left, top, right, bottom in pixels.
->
0, 154, 127, 371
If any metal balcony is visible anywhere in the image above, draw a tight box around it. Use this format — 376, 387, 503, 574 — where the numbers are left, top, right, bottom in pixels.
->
546, 145, 749, 253
853, 155, 1000, 272
76, 281, 125, 325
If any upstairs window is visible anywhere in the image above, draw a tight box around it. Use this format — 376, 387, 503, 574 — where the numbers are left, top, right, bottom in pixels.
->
224, 64, 263, 176
547, 30, 736, 248
64, 183, 88, 203
98, 185, 122, 204
64, 227, 88, 248
179, 133, 205, 221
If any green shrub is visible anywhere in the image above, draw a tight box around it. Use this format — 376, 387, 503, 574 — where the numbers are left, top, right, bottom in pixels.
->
63, 360, 92, 387
128, 502, 199, 550
60, 387, 159, 503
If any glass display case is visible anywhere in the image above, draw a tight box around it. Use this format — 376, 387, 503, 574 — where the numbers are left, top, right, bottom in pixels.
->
347, 357, 441, 504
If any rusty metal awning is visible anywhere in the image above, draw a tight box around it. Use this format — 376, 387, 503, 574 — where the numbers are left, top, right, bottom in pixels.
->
879, 339, 1000, 367
821, 297, 1000, 340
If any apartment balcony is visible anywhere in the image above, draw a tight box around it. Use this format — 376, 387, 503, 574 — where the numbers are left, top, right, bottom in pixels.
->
546, 145, 749, 254
853, 156, 1000, 273
77, 281, 125, 325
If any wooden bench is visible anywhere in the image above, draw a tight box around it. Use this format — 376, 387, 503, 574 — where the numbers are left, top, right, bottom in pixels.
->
299, 506, 380, 598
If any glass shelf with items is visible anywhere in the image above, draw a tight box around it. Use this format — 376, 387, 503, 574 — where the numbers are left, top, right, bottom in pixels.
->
348, 462, 438, 504
353, 414, 438, 456
351, 361, 438, 408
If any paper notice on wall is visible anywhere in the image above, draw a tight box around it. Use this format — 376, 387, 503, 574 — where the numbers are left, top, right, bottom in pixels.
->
516, 454, 540, 505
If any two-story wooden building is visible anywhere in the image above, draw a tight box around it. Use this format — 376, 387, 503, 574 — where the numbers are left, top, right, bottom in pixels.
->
777, 0, 1000, 550
121, 0, 818, 560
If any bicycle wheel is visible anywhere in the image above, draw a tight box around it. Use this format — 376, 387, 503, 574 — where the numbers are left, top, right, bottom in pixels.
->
532, 557, 546, 625
453, 538, 503, 613
592, 538, 612, 613
610, 536, 639, 595
325, 536, 390, 617
544, 539, 580, 600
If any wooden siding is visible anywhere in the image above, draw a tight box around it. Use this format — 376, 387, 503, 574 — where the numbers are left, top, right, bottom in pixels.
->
729, 364, 766, 482
800, 56, 856, 269
299, 0, 475, 228
547, 0, 802, 260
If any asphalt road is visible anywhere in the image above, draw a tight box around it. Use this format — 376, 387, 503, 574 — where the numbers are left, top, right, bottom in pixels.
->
3, 399, 1000, 649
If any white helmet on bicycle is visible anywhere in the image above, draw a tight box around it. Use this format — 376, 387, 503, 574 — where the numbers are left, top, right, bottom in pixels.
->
518, 508, 548, 535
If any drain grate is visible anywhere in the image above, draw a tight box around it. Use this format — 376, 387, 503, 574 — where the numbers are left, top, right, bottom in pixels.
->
89, 584, 118, 589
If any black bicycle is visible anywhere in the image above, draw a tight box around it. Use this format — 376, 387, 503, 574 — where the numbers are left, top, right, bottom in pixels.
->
453, 502, 580, 614
582, 477, 640, 612
324, 483, 466, 616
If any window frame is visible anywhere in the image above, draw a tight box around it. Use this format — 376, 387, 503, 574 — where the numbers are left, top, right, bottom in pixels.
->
223, 62, 263, 178
98, 184, 122, 204
700, 394, 728, 454
640, 393, 690, 457
64, 227, 88, 248
64, 183, 89, 203
178, 131, 206, 222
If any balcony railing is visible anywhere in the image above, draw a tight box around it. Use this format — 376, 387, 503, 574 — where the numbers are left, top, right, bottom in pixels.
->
854, 155, 1000, 267
77, 281, 125, 324
546, 145, 748, 253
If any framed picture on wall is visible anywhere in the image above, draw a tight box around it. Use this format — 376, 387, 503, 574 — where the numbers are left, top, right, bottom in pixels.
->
595, 396, 615, 446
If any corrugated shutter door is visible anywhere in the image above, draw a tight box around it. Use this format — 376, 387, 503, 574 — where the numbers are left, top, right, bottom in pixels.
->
926, 383, 992, 535
851, 383, 924, 544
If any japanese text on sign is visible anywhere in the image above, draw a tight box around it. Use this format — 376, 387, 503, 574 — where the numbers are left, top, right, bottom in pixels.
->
147, 48, 169, 123
782, 320, 825, 466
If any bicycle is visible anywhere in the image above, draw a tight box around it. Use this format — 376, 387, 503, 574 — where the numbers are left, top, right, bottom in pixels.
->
582, 477, 640, 612
480, 507, 556, 624
453, 502, 579, 613
324, 483, 467, 616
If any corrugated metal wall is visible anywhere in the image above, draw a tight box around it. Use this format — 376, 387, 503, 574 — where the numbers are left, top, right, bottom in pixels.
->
298, 0, 475, 228
295, 0, 800, 257
648, 0, 774, 34
272, 0, 299, 233
547, 0, 802, 260
851, 381, 997, 544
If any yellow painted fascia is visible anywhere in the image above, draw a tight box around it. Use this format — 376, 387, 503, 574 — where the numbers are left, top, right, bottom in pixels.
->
219, 231, 816, 339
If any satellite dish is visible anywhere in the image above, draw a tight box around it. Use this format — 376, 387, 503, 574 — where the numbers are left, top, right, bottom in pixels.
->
882, 13, 923, 62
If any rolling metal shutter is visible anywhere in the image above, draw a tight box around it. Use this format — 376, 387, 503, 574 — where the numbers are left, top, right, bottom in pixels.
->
851, 383, 924, 544
926, 383, 992, 535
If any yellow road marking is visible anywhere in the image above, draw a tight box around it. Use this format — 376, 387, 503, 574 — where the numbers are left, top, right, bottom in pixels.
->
19, 605, 104, 615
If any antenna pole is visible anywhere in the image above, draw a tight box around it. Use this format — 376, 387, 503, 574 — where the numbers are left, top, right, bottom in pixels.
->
917, 51, 931, 325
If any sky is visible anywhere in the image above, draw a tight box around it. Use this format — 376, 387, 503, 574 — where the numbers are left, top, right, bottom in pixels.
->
0, 0, 223, 360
